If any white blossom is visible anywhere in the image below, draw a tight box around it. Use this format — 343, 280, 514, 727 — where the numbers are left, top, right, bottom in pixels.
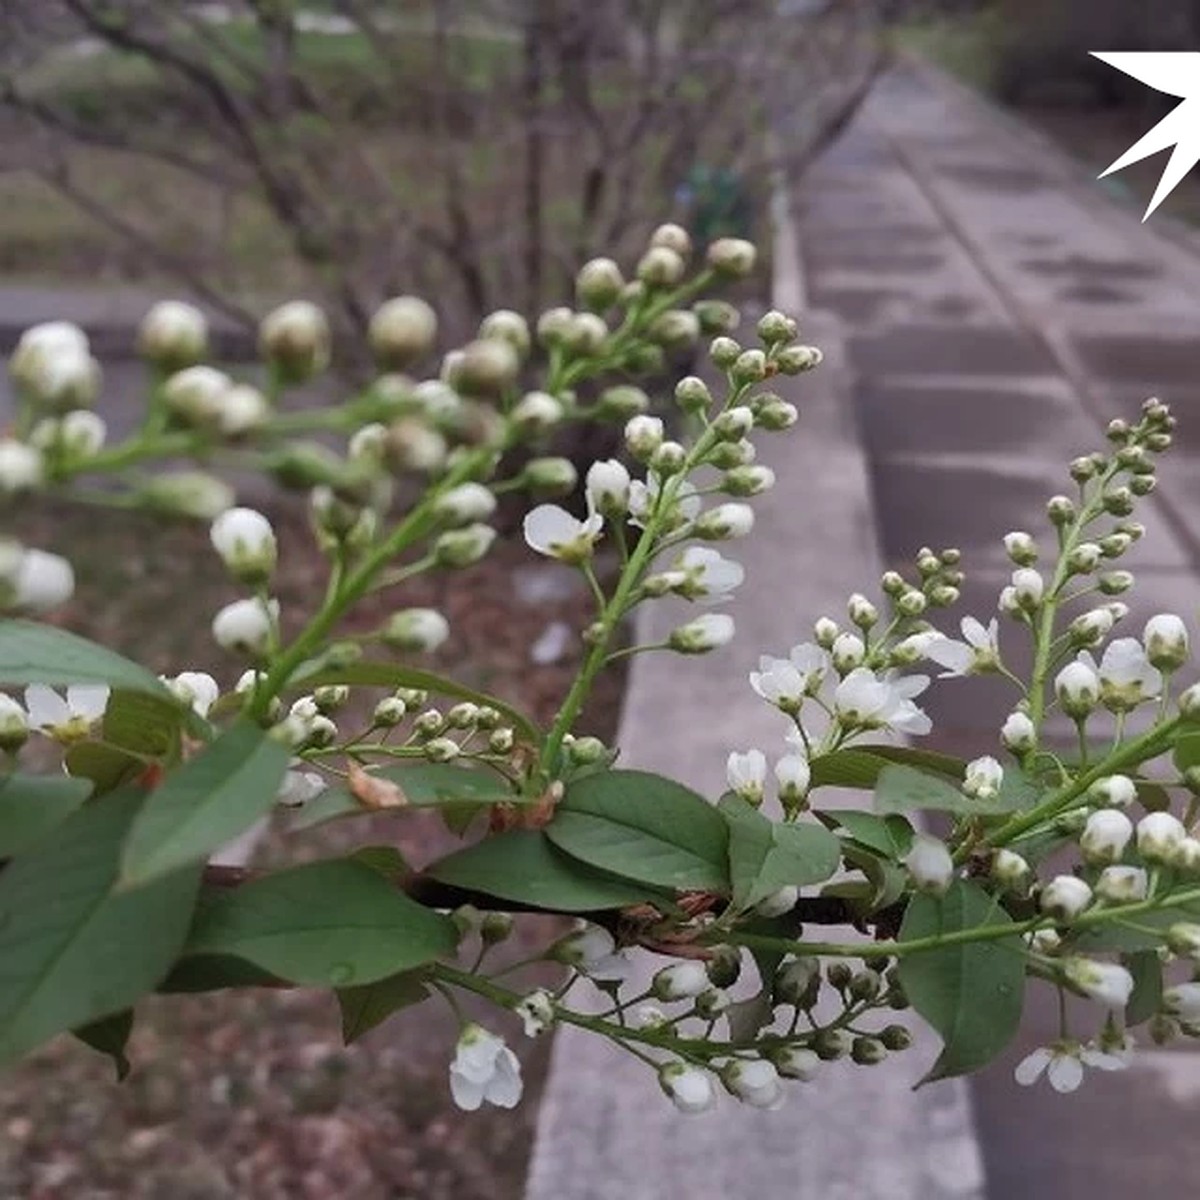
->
1080, 639, 1160, 712
384, 608, 450, 653
1095, 865, 1148, 903
210, 507, 277, 582
0, 693, 29, 751
10, 321, 98, 410
923, 616, 1000, 677
212, 597, 278, 656
627, 472, 700, 528
624, 414, 664, 459
1015, 1042, 1127, 1093
10, 548, 74, 612
554, 923, 630, 983
830, 632, 866, 674
1164, 982, 1200, 1023
694, 502, 754, 540
1011, 568, 1045, 609
1001, 710, 1036, 752
435, 483, 497, 525
163, 671, 220, 718
833, 668, 932, 736
1143, 613, 1189, 672
1089, 775, 1137, 808
1039, 875, 1093, 921
584, 459, 631, 516
1080, 809, 1133, 864
676, 546, 744, 602
723, 1059, 784, 1109
1063, 958, 1134, 1009
23, 683, 109, 741
774, 755, 811, 806
652, 962, 710, 1001
138, 300, 208, 368
755, 886, 799, 918
669, 613, 735, 654
774, 1047, 820, 1081
1137, 811, 1186, 863
750, 656, 807, 712
903, 834, 953, 895
514, 990, 555, 1038
726, 749, 766, 804
659, 1063, 717, 1114
276, 768, 327, 808
964, 755, 1003, 801
0, 440, 44, 494
449, 1024, 523, 1111
523, 503, 603, 563
1055, 660, 1100, 719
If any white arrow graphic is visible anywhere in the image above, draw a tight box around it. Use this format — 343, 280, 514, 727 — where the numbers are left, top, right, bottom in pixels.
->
1091, 51, 1200, 220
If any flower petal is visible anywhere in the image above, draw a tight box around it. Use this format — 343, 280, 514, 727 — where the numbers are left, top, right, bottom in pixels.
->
1047, 1053, 1084, 1093
1014, 1047, 1052, 1086
66, 683, 110, 722
24, 684, 69, 729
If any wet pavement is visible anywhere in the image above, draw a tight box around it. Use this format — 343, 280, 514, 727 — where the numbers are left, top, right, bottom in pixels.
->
796, 59, 1200, 1199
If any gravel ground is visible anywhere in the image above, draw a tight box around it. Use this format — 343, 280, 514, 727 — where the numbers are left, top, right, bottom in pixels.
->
2, 495, 626, 1200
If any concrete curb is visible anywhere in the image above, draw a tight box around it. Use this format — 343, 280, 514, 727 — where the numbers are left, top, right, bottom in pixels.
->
523, 170, 986, 1194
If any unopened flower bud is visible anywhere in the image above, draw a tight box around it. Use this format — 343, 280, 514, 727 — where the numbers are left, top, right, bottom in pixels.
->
212, 596, 277, 657
210, 507, 276, 585
757, 309, 797, 345
1062, 957, 1134, 1010
456, 339, 519, 396
706, 237, 757, 278
1068, 608, 1114, 647
1181, 683, 1200, 718
383, 608, 450, 653
259, 301, 330, 382
479, 309, 531, 358
138, 471, 233, 520
773, 957, 820, 1007
904, 834, 953, 895
10, 321, 99, 411
659, 1062, 715, 1115
1067, 543, 1102, 573
596, 384, 649, 420
637, 245, 685, 287
1055, 661, 1100, 720
709, 336, 741, 369
512, 390, 563, 433
831, 633, 865, 673
731, 349, 767, 385
368, 296, 438, 369
1137, 811, 1186, 864
754, 885, 798, 919
1080, 808, 1133, 864
722, 465, 775, 497
813, 1029, 851, 1061
713, 405, 755, 440
756, 399, 799, 431
1001, 710, 1036, 752
424, 736, 460, 763
694, 503, 754, 540
139, 300, 208, 371
1047, 495, 1076, 526
1095, 865, 1147, 903
992, 848, 1030, 891
852, 1037, 887, 1066
1039, 875, 1092, 921
652, 961, 710, 1001
1144, 613, 1189, 671
669, 613, 735, 654
1168, 923, 1200, 958
649, 309, 700, 349
896, 589, 928, 617
1012, 568, 1044, 610
373, 696, 407, 727
576, 257, 624, 311
1099, 570, 1134, 596
814, 617, 839, 649
774, 343, 823, 374
650, 441, 687, 476
625, 415, 664, 460
522, 457, 577, 496
692, 298, 741, 335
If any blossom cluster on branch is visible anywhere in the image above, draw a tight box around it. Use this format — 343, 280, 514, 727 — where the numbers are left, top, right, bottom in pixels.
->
1, 223, 1198, 1120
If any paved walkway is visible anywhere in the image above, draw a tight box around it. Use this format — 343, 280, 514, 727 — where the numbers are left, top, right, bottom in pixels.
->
795, 58, 1200, 1198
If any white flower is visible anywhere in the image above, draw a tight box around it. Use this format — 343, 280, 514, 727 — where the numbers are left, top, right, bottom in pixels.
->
964, 755, 1003, 801
833, 668, 931, 735
694, 502, 754, 541
754, 885, 799, 918
1095, 865, 1147, 903
164, 365, 234, 425
923, 616, 1000, 677
652, 962, 710, 1001
139, 300, 208, 368
1080, 639, 1161, 713
1164, 982, 1200, 1022
726, 749, 766, 804
631, 1003, 668, 1029
774, 1047, 820, 1081
1015, 1042, 1127, 1093
449, 1024, 523, 1111
1003, 531, 1037, 564
669, 613, 735, 654
1142, 619, 1190, 676
1137, 811, 1186, 863
1001, 711, 1035, 754
992, 849, 1030, 890
903, 833, 954, 895
10, 548, 74, 612
163, 671, 220, 718
514, 990, 555, 1038
49, 410, 106, 460
0, 440, 44, 494
676, 546, 744, 602
210, 507, 277, 583
1063, 958, 1134, 1009
383, 608, 450, 653
1011, 568, 1045, 609
1069, 607, 1115, 648
24, 683, 109, 741
212, 597, 278, 656
1055, 660, 1100, 719
1090, 775, 1137, 808
584, 459, 631, 516
830, 632, 866, 673
774, 755, 811, 806
1039, 875, 1092, 921
627, 472, 700, 529
214, 384, 270, 436
723, 1059, 784, 1109
659, 1063, 717, 1114
512, 390, 563, 431
1080, 809, 1133, 864
523, 503, 603, 563
10, 321, 98, 410
554, 923, 630, 982
369, 295, 438, 368
276, 767, 327, 808
259, 300, 331, 379
750, 656, 807, 712
435, 483, 497, 525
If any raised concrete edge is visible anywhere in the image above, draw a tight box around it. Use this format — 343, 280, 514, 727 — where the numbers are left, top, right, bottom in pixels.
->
523, 174, 985, 1199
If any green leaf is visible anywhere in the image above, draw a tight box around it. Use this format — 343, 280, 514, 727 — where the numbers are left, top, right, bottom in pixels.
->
1174, 731, 1200, 772
349, 845, 409, 882
65, 742, 144, 794
546, 770, 729, 892
103, 689, 185, 757
158, 954, 284, 993
290, 762, 507, 831
338, 970, 429, 1043
184, 860, 457, 986
74, 1010, 134, 1081
120, 723, 290, 887
297, 660, 539, 742
836, 843, 909, 911
0, 620, 167, 694
0, 790, 202, 1066
875, 764, 1015, 816
428, 829, 661, 910
719, 797, 841, 909
1125, 950, 1162, 1027
0, 773, 92, 858
811, 745, 965, 791
897, 880, 1025, 1082
833, 810, 914, 860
